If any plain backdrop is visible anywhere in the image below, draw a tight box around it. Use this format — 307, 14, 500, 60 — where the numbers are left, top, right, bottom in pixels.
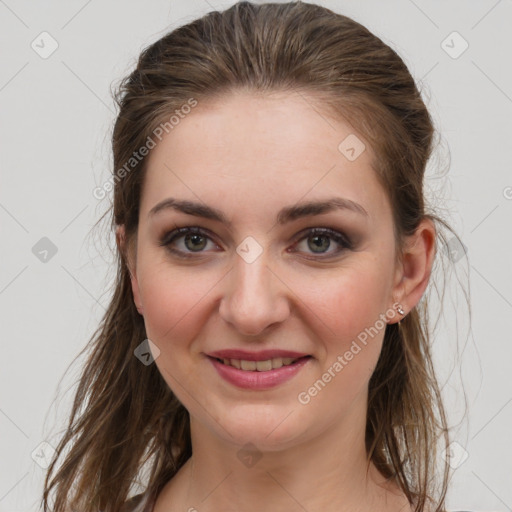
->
1, 1, 511, 511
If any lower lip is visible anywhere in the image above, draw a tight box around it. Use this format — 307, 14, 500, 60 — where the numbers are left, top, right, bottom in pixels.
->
207, 356, 311, 390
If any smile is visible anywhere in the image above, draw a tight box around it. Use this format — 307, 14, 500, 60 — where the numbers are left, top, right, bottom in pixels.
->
214, 356, 302, 371
207, 355, 312, 390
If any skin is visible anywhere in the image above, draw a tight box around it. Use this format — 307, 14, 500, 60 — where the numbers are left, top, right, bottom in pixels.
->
117, 90, 435, 512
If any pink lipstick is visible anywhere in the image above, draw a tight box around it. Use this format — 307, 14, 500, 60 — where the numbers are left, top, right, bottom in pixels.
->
205, 349, 312, 390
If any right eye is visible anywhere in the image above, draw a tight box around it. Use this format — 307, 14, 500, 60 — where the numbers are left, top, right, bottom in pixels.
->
159, 226, 221, 258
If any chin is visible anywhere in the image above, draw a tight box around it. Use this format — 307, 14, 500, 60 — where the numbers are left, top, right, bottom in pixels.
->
211, 403, 310, 451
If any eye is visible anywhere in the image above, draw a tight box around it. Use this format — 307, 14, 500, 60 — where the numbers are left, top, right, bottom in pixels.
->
159, 226, 219, 258
160, 225, 352, 260
289, 227, 352, 258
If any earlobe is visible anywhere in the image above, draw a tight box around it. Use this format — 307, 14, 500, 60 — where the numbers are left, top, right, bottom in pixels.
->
390, 218, 436, 322
116, 225, 144, 315
389, 299, 406, 325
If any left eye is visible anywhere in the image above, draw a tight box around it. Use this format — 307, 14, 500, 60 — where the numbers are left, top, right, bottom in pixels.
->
290, 227, 352, 257
160, 226, 352, 259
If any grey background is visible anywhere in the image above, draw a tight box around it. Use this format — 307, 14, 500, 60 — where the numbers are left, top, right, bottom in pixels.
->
1, 0, 511, 510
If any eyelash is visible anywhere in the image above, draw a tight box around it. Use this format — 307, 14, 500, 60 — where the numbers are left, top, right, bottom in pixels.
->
159, 225, 353, 260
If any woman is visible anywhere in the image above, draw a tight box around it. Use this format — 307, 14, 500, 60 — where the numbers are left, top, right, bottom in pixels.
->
42, 2, 469, 511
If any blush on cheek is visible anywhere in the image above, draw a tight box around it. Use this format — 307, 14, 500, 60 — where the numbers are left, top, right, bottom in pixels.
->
317, 291, 388, 346
310, 292, 388, 392
138, 266, 211, 341
143, 295, 202, 346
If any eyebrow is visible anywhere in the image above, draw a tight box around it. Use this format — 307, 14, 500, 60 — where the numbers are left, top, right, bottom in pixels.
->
148, 196, 369, 226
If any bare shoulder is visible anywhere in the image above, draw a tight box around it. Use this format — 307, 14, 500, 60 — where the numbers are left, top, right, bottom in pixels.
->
152, 459, 192, 512
368, 465, 413, 512
120, 493, 146, 512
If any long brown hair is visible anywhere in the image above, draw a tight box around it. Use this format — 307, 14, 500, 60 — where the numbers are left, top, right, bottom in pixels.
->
42, 2, 467, 511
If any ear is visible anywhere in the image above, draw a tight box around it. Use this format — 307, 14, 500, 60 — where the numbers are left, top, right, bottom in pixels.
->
389, 217, 436, 323
116, 225, 144, 315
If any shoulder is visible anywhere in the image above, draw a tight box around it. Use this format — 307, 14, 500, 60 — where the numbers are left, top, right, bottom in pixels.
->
120, 493, 147, 512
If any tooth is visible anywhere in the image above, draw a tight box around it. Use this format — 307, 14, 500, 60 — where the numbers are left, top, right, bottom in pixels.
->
240, 360, 257, 371
256, 359, 273, 371
271, 357, 283, 369
223, 357, 302, 371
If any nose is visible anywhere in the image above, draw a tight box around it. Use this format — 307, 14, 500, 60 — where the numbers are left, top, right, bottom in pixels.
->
218, 249, 291, 337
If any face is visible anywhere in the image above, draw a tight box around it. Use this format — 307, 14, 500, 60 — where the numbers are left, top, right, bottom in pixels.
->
127, 90, 404, 451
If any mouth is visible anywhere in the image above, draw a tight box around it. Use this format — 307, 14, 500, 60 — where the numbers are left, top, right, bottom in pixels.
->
209, 355, 311, 372
206, 353, 312, 389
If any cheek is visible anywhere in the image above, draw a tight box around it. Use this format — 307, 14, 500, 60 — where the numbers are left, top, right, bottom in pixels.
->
311, 263, 391, 338
304, 264, 391, 389
137, 260, 218, 351
135, 251, 222, 376
137, 265, 216, 399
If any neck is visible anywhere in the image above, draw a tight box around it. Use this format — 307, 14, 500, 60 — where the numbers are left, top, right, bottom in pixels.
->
154, 394, 410, 512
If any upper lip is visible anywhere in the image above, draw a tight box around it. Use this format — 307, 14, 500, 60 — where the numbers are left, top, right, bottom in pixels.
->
206, 349, 310, 361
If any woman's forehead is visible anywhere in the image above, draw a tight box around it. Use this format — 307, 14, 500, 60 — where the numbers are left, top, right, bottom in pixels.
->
143, 92, 377, 190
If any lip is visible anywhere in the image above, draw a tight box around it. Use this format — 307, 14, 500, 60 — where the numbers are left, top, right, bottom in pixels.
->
206, 349, 309, 361
206, 353, 312, 390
